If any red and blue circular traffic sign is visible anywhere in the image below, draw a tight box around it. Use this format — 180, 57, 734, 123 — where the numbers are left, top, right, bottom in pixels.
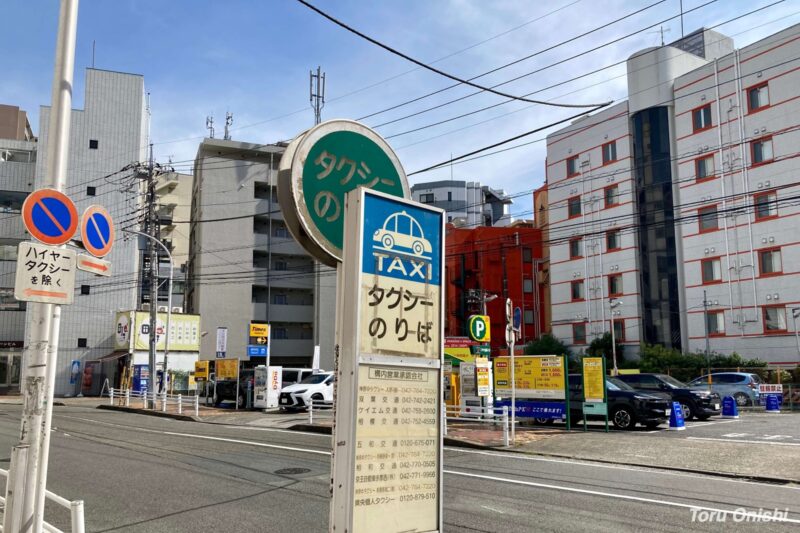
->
21, 188, 79, 246
80, 205, 115, 258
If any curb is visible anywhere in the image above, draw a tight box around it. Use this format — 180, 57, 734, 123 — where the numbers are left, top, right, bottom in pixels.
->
97, 404, 199, 422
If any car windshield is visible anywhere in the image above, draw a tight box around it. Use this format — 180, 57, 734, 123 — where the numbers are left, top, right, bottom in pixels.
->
299, 373, 331, 385
607, 377, 634, 391
659, 375, 687, 388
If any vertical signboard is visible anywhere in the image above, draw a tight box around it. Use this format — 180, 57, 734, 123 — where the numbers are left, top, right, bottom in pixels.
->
215, 327, 228, 359
332, 188, 443, 533
582, 356, 608, 432
475, 357, 490, 397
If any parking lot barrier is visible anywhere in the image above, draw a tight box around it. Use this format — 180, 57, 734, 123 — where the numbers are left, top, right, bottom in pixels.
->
668, 401, 686, 430
721, 396, 739, 418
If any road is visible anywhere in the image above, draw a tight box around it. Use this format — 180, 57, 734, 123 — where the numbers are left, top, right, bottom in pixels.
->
0, 404, 798, 532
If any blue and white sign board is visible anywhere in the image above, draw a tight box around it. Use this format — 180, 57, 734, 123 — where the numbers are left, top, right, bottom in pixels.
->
513, 306, 522, 332
331, 188, 444, 533
215, 327, 227, 359
495, 399, 566, 420
247, 345, 268, 357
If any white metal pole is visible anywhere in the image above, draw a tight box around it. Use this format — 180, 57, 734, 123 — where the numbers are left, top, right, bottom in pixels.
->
610, 309, 618, 377
511, 335, 516, 444
3, 444, 30, 533
70, 500, 85, 533
502, 406, 509, 447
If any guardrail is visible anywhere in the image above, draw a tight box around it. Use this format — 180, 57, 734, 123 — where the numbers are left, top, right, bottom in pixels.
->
444, 405, 511, 447
307, 400, 333, 424
0, 468, 85, 533
108, 388, 199, 417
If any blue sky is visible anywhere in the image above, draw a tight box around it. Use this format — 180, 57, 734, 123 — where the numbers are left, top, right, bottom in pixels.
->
3, 0, 800, 218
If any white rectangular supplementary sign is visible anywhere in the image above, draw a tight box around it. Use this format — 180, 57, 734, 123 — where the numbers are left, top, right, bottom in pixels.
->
14, 241, 76, 305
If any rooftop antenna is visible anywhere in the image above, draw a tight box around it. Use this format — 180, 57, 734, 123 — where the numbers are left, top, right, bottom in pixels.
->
224, 112, 233, 140
92, 40, 96, 68
206, 115, 215, 139
310, 66, 326, 125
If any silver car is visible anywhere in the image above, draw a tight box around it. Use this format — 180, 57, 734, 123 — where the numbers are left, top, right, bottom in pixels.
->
687, 372, 761, 406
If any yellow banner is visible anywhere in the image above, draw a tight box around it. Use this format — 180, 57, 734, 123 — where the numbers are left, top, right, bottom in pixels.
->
216, 359, 239, 380
131, 312, 201, 352
476, 357, 490, 397
582, 357, 605, 403
249, 323, 269, 337
194, 361, 209, 380
493, 355, 565, 399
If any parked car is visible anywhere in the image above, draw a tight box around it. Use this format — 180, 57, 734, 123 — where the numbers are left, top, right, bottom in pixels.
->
281, 368, 316, 387
566, 374, 671, 430
212, 369, 254, 408
616, 373, 721, 420
686, 372, 761, 406
279, 371, 334, 410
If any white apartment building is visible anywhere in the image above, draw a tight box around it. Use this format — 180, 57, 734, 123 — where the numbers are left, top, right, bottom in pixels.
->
33, 68, 148, 395
188, 138, 336, 369
547, 25, 800, 364
410, 180, 514, 227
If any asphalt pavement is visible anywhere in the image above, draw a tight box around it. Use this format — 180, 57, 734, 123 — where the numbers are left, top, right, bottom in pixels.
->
1, 403, 799, 532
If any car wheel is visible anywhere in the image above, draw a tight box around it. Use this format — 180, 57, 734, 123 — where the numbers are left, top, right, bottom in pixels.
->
412, 241, 424, 255
734, 392, 749, 406
237, 392, 246, 409
311, 393, 324, 408
533, 417, 554, 425
612, 406, 635, 430
382, 235, 394, 249
680, 402, 695, 420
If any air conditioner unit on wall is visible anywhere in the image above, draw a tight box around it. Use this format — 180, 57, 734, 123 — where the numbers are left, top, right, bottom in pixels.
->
157, 306, 169, 312
171, 307, 183, 313
141, 303, 150, 311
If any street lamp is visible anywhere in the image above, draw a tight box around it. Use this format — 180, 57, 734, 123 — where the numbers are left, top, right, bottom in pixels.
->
123, 229, 174, 397
609, 299, 622, 376
792, 308, 800, 358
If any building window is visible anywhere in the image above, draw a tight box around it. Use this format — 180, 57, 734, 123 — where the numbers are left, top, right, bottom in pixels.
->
571, 280, 584, 301
522, 247, 532, 262
566, 156, 579, 177
763, 306, 787, 333
274, 260, 287, 271
602, 141, 617, 164
77, 338, 88, 348
274, 226, 289, 238
606, 229, 621, 251
524, 310, 534, 324
89, 139, 99, 149
692, 104, 712, 132
701, 257, 722, 284
608, 274, 623, 297
613, 319, 625, 342
0, 244, 18, 261
751, 137, 773, 165
0, 287, 25, 310
447, 191, 452, 201
604, 184, 619, 208
569, 237, 583, 259
754, 191, 777, 220
573, 323, 587, 345
747, 83, 769, 113
706, 311, 725, 336
419, 193, 434, 204
695, 155, 714, 181
273, 293, 288, 305
273, 327, 288, 339
698, 205, 718, 233
80, 284, 90, 295
523, 279, 533, 293
86, 186, 96, 196
567, 196, 581, 218
758, 248, 782, 276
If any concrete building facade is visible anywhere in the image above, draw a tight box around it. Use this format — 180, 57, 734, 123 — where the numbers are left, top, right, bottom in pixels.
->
411, 180, 514, 227
546, 26, 800, 364
188, 139, 335, 369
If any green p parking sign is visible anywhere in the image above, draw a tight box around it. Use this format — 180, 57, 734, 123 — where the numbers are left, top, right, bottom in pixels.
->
468, 315, 491, 342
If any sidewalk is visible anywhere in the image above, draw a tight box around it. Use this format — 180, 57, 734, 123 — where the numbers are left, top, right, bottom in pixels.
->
41, 397, 800, 485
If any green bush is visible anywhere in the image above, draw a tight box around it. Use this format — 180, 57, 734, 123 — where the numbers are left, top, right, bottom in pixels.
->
637, 344, 767, 383
524, 334, 570, 357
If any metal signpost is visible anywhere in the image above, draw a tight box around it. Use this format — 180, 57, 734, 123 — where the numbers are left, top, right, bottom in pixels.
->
331, 188, 444, 533
505, 299, 516, 443
582, 356, 608, 432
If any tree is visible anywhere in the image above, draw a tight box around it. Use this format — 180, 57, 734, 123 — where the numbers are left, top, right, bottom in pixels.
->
585, 332, 623, 366
524, 334, 570, 356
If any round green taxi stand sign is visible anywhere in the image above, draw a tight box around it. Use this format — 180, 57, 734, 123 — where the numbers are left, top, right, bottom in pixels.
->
278, 120, 409, 266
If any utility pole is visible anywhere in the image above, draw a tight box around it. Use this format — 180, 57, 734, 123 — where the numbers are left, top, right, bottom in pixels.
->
703, 290, 711, 388
310, 66, 325, 125
4, 1, 79, 532
224, 112, 233, 140
147, 144, 159, 406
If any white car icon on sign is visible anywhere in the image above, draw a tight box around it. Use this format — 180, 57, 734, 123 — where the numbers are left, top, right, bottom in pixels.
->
373, 211, 432, 256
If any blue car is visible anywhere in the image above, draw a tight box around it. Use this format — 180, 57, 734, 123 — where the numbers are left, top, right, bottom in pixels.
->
687, 372, 761, 407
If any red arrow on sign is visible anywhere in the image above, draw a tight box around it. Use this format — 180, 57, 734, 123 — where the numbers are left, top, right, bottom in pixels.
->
24, 288, 68, 299
79, 259, 108, 272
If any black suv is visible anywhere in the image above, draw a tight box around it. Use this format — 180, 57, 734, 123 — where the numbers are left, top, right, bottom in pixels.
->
615, 373, 721, 420
567, 374, 671, 430
212, 369, 254, 408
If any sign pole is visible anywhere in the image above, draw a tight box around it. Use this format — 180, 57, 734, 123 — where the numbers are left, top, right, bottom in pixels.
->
603, 357, 609, 433
564, 355, 571, 431
506, 298, 515, 444
3, 2, 80, 532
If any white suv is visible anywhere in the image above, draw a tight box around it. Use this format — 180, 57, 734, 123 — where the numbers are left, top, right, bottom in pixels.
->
279, 372, 334, 409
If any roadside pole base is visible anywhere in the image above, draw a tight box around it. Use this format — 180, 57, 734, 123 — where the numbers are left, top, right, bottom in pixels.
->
666, 426, 686, 431
721, 415, 740, 419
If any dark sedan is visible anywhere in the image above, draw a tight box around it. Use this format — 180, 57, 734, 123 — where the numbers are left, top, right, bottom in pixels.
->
616, 373, 721, 420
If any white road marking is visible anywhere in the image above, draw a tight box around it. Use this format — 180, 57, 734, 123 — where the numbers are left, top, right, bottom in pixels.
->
683, 419, 740, 428
442, 447, 800, 490
481, 505, 506, 514
161, 431, 332, 456
688, 437, 800, 447
444, 470, 800, 524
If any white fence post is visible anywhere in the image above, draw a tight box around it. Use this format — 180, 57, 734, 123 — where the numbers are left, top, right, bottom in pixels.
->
125, 389, 130, 407
177, 394, 182, 415
442, 404, 447, 436
71, 500, 85, 533
161, 391, 167, 413
502, 406, 509, 447
109, 388, 114, 405
308, 401, 314, 424
194, 394, 199, 417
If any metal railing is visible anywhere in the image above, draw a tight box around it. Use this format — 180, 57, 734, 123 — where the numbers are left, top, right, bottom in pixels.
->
108, 388, 199, 417
444, 405, 511, 447
0, 468, 84, 533
307, 399, 333, 425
